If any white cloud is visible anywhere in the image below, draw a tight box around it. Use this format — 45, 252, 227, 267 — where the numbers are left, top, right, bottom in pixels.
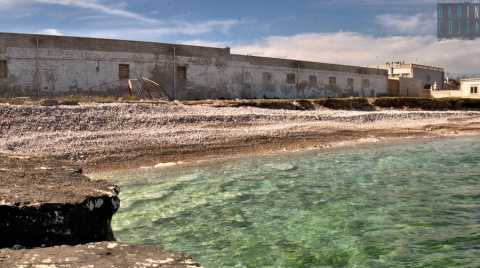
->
169, 20, 240, 35
0, 0, 242, 38
0, 0, 16, 7
68, 19, 242, 41
38, 28, 63, 35
179, 39, 229, 48
320, 0, 436, 7
0, 0, 30, 9
231, 32, 480, 74
0, 0, 155, 22
35, 0, 157, 23
376, 13, 436, 35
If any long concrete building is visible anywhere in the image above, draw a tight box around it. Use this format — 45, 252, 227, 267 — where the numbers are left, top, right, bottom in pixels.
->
0, 32, 388, 100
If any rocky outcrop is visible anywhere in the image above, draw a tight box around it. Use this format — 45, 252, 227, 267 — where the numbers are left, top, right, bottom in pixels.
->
0, 154, 120, 248
0, 154, 202, 267
0, 242, 202, 268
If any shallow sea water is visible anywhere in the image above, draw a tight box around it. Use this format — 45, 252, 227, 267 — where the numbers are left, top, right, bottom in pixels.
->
109, 137, 480, 268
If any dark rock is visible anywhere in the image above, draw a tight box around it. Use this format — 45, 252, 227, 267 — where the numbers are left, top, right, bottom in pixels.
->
59, 100, 80, 106
0, 242, 202, 268
39, 99, 60, 106
0, 155, 120, 248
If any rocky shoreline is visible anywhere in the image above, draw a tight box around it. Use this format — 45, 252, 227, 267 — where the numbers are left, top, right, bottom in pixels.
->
0, 242, 201, 268
0, 154, 201, 267
1, 101, 480, 267
1, 102, 479, 172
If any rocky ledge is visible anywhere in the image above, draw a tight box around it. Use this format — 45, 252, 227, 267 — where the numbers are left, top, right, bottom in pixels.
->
0, 154, 120, 248
0, 242, 202, 268
0, 154, 202, 267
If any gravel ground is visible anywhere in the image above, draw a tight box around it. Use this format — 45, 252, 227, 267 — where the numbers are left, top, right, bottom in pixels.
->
1, 103, 479, 170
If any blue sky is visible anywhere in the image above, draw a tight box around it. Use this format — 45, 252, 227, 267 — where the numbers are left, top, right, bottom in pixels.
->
1, 0, 479, 74
0, 0, 437, 43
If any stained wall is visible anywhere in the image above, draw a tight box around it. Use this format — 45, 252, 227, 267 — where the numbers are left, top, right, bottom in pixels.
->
0, 33, 388, 99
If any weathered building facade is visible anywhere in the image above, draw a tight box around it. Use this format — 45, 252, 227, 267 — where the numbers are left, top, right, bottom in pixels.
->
374, 62, 445, 97
0, 33, 388, 100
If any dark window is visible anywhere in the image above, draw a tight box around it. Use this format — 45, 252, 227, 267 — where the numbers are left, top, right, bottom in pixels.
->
438, 21, 443, 34
362, 79, 370, 89
329, 77, 336, 86
119, 64, 130, 80
471, 86, 478, 94
176, 66, 187, 80
263, 72, 272, 83
309, 75, 317, 87
0, 60, 7, 79
286, 73, 296, 84
347, 78, 354, 89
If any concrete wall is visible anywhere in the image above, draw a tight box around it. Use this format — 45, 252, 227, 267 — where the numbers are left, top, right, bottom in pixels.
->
411, 66, 444, 90
0, 33, 388, 99
399, 78, 431, 97
388, 79, 400, 96
430, 89, 464, 98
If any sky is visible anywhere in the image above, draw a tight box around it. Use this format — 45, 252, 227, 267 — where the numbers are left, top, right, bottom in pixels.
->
0, 0, 478, 75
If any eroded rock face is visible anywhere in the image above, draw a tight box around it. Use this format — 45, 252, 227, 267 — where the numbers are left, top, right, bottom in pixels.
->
0, 155, 120, 248
0, 242, 202, 268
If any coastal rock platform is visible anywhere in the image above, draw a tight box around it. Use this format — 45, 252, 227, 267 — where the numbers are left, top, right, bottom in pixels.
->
0, 154, 203, 267
0, 242, 202, 268
0, 154, 120, 248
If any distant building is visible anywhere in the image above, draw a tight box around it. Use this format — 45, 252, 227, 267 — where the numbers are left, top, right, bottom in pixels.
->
431, 78, 480, 98
374, 62, 445, 97
437, 0, 480, 40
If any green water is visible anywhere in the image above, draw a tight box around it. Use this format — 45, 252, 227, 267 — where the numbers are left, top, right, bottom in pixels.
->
111, 137, 480, 268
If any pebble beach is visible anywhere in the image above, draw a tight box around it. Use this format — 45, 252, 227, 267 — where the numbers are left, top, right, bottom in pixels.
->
1, 102, 480, 171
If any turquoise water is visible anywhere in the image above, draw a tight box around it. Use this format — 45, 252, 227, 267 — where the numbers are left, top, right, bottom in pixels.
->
111, 137, 480, 268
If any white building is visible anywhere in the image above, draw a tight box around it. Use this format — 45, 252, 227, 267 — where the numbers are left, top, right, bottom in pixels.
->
431, 78, 480, 98
374, 62, 445, 97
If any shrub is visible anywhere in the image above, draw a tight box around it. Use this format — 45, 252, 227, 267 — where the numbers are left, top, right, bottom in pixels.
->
374, 98, 449, 110
324, 98, 374, 111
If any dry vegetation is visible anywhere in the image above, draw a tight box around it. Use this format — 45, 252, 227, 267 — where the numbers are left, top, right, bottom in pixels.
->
3, 96, 480, 111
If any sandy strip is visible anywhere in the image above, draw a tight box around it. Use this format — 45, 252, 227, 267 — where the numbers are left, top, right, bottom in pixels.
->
1, 102, 479, 172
